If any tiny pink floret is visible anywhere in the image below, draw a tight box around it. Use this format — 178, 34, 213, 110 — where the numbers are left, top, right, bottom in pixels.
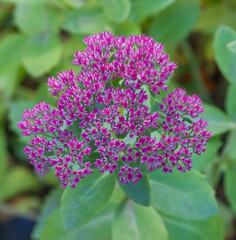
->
18, 32, 211, 188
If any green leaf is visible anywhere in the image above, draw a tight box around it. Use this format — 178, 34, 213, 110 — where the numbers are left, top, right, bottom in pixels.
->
0, 95, 5, 120
151, 130, 162, 141
102, 0, 130, 23
0, 65, 25, 99
21, 33, 62, 77
130, 0, 176, 23
40, 188, 122, 240
218, 201, 234, 237
39, 209, 65, 240
67, 120, 82, 137
50, 34, 86, 76
192, 137, 222, 171
32, 188, 64, 239
111, 20, 141, 36
84, 152, 101, 166
195, 3, 236, 35
226, 84, 236, 121
3, 0, 48, 4
64, 201, 116, 240
112, 201, 168, 240
148, 0, 200, 45
224, 164, 236, 215
142, 85, 155, 111
0, 34, 26, 74
109, 187, 126, 204
162, 214, 225, 240
40, 206, 112, 240
14, 4, 59, 36
61, 171, 115, 230
63, 0, 87, 9
117, 175, 151, 206
0, 4, 11, 27
36, 83, 57, 106
228, 40, 236, 54
150, 170, 219, 220
8, 100, 38, 137
201, 103, 235, 135
8, 100, 40, 151
62, 6, 110, 34
214, 25, 236, 84
39, 169, 58, 186
0, 124, 7, 182
9, 137, 29, 164
222, 130, 236, 160
0, 166, 40, 201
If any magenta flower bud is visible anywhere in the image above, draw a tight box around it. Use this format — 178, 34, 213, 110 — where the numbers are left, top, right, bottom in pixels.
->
17, 32, 211, 188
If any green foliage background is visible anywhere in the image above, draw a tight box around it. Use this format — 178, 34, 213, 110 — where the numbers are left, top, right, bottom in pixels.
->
0, 0, 236, 239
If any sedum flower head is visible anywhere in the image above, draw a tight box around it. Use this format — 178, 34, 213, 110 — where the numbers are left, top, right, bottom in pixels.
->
18, 32, 211, 188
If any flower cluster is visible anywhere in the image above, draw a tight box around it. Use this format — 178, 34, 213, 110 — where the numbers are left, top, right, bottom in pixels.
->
18, 32, 212, 188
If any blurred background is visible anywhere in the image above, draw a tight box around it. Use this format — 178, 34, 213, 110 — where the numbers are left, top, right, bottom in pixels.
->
0, 0, 236, 239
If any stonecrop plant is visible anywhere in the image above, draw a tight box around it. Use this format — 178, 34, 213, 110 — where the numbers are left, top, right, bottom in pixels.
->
17, 32, 212, 188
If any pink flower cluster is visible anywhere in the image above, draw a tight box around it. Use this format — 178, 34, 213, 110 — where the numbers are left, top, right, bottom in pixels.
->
18, 32, 211, 188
